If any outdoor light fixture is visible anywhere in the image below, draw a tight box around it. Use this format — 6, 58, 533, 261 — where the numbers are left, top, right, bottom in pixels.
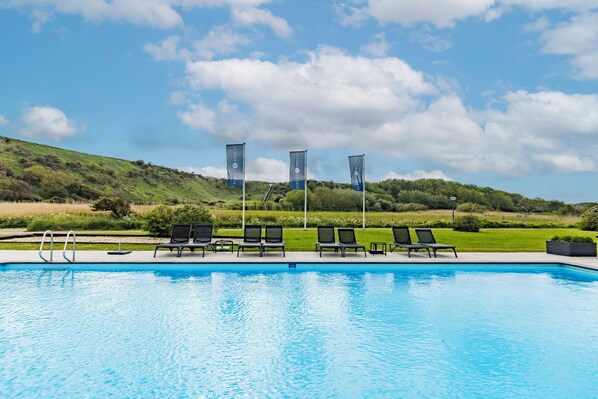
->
450, 196, 457, 230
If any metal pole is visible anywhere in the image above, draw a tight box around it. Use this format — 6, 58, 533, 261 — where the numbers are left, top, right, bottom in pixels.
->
452, 206, 455, 230
362, 154, 366, 230
242, 143, 246, 231
304, 150, 307, 231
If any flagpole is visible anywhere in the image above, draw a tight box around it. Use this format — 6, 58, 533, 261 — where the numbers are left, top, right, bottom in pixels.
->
242, 142, 246, 231
362, 154, 366, 230
304, 150, 307, 231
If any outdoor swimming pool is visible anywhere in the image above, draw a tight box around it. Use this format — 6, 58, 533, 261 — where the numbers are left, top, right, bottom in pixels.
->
1, 263, 597, 398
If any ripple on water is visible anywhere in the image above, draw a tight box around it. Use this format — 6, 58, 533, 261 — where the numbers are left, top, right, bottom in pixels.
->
0, 268, 597, 398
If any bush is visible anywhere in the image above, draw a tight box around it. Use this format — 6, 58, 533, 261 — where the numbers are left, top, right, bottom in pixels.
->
91, 196, 132, 218
26, 214, 142, 231
550, 235, 594, 243
453, 215, 481, 232
143, 204, 214, 236
579, 206, 598, 231
456, 202, 487, 213
0, 216, 33, 228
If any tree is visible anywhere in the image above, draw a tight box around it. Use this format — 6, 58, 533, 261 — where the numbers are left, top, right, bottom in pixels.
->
91, 196, 132, 218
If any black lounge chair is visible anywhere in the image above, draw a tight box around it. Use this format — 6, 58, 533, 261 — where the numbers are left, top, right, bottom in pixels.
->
237, 225, 263, 257
338, 228, 366, 257
262, 225, 285, 257
390, 226, 431, 258
180, 224, 214, 257
415, 228, 458, 258
315, 226, 343, 257
153, 224, 191, 258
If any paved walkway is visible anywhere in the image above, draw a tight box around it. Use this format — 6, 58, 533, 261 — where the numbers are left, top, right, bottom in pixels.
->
1, 250, 597, 271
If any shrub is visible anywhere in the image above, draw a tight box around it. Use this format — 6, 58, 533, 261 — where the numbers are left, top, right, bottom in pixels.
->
91, 196, 132, 218
453, 215, 481, 232
173, 204, 214, 226
550, 235, 594, 243
143, 204, 213, 237
456, 202, 487, 213
0, 216, 33, 228
579, 206, 598, 231
26, 214, 142, 231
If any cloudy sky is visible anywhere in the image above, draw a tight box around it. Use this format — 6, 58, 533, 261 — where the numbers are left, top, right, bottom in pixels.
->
1, 0, 598, 202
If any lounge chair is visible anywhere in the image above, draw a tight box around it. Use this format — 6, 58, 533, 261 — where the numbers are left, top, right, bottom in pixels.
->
237, 225, 263, 257
390, 226, 431, 258
338, 228, 367, 257
180, 224, 214, 257
315, 226, 343, 257
153, 224, 191, 258
415, 228, 458, 258
262, 225, 285, 257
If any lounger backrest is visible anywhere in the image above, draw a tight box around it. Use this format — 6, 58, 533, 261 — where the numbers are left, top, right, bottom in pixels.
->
317, 226, 336, 244
338, 228, 357, 245
171, 224, 191, 243
244, 225, 262, 243
193, 224, 213, 243
416, 229, 437, 244
392, 226, 412, 244
265, 225, 283, 243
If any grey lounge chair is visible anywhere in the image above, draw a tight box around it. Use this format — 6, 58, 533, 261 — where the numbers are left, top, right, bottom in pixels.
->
338, 228, 366, 257
390, 226, 431, 258
153, 224, 191, 257
415, 228, 458, 258
237, 225, 263, 257
180, 224, 214, 257
262, 225, 285, 257
315, 226, 343, 257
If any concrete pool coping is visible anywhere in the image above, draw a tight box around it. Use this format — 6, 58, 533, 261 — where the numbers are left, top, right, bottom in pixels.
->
1, 250, 597, 272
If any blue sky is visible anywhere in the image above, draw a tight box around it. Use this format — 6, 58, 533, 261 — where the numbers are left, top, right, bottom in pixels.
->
1, 1, 598, 203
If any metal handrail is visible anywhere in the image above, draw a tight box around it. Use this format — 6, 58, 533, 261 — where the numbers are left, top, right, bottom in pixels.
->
62, 230, 76, 262
39, 230, 54, 262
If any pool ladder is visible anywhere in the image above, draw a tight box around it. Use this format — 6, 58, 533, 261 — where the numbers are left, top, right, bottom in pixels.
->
39, 230, 77, 263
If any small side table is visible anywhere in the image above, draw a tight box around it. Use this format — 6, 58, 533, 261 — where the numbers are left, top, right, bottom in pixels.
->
213, 239, 235, 253
369, 242, 387, 256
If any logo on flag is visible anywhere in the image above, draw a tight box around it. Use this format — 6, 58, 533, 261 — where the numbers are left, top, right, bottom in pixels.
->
226, 144, 244, 186
348, 155, 364, 192
290, 151, 306, 190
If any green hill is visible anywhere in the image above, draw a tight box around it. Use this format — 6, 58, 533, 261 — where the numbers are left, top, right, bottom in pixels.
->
0, 136, 580, 214
0, 136, 272, 205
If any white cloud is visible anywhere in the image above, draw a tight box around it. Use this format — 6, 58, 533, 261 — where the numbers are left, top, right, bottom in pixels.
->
143, 35, 188, 62
179, 157, 290, 182
179, 165, 227, 178
176, 47, 598, 175
19, 106, 82, 141
539, 12, 598, 79
337, 0, 598, 28
0, 115, 9, 126
380, 170, 452, 181
144, 28, 251, 62
360, 33, 390, 57
231, 5, 292, 38
6, 0, 290, 33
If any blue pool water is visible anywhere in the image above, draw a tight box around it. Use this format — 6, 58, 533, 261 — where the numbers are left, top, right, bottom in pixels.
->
1, 263, 597, 398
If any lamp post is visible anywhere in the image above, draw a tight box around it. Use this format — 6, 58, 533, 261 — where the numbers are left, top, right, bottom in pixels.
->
450, 196, 457, 230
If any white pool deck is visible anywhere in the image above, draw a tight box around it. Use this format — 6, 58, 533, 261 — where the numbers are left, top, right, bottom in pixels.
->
1, 250, 597, 271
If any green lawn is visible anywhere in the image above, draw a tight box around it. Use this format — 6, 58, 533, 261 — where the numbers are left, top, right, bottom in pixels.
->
2, 228, 596, 252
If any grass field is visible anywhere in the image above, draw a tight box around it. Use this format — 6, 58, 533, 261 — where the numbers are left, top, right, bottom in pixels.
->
3, 228, 595, 252
0, 202, 579, 227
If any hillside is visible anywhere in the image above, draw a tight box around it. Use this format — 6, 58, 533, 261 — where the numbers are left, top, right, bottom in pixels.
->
0, 136, 579, 214
0, 136, 272, 205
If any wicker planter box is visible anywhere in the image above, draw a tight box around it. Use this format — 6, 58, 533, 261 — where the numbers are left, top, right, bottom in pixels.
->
546, 241, 597, 257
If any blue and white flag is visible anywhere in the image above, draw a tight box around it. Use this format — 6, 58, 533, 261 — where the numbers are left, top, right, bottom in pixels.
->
226, 144, 244, 186
348, 155, 364, 192
289, 151, 306, 190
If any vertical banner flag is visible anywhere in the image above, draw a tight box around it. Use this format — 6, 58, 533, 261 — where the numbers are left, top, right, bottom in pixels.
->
348, 155, 364, 192
289, 151, 306, 190
226, 144, 244, 186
